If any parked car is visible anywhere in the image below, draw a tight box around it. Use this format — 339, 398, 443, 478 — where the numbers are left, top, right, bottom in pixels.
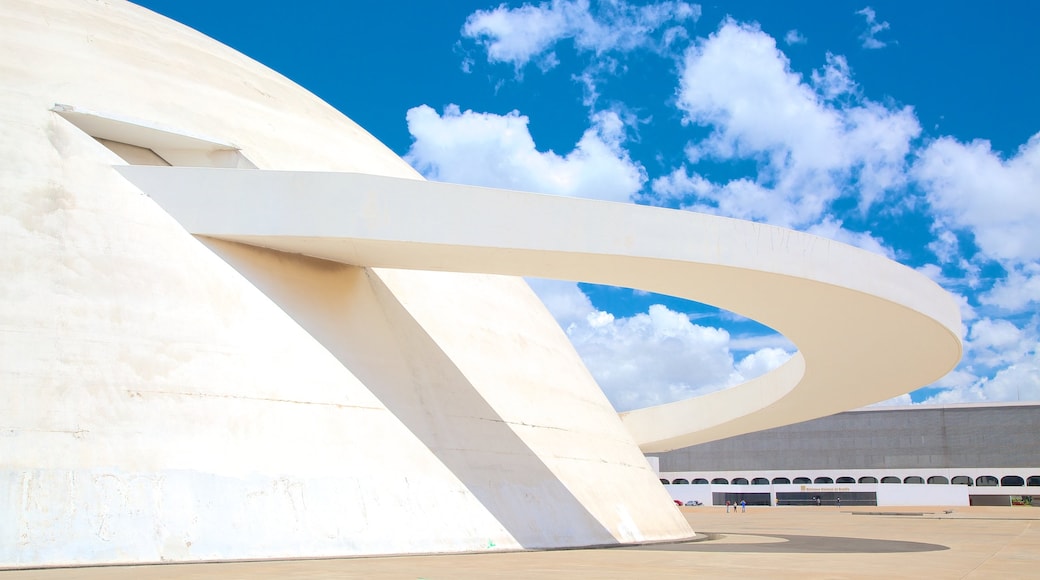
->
684, 500, 702, 506
673, 499, 683, 506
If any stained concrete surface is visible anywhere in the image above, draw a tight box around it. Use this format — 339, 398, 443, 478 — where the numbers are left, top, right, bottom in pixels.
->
5, 506, 1038, 579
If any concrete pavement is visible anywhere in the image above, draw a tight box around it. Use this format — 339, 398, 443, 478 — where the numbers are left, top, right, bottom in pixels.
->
5, 506, 1038, 579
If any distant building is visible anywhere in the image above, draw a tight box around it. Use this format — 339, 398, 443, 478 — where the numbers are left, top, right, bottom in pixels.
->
652, 402, 1040, 507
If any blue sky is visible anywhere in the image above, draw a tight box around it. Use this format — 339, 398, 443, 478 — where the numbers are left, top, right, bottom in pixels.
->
135, 1, 1040, 410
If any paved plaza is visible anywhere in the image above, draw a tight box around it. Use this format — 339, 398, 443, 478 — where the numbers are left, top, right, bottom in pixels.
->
6, 506, 1038, 579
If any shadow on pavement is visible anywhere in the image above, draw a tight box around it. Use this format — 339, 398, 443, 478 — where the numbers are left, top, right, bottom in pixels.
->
615, 533, 948, 554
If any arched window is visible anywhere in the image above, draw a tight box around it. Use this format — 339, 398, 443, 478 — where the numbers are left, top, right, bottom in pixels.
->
904, 476, 924, 484
732, 477, 749, 485
836, 477, 855, 484
927, 476, 949, 484
793, 477, 811, 484
881, 476, 901, 483
1028, 476, 1040, 486
711, 477, 729, 485
1001, 475, 1024, 486
659, 478, 669, 485
752, 477, 770, 485
976, 475, 998, 487
814, 477, 833, 484
692, 478, 709, 484
858, 476, 878, 484
772, 477, 791, 484
672, 478, 689, 485
951, 476, 973, 486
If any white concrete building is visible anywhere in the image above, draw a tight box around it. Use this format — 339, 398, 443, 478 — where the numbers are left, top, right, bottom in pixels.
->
653, 402, 1040, 507
0, 0, 961, 568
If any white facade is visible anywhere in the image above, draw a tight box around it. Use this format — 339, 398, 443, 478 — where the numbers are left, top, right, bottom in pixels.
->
0, 0, 962, 568
662, 472, 1040, 508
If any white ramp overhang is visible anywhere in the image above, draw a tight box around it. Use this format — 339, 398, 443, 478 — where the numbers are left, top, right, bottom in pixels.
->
117, 166, 963, 452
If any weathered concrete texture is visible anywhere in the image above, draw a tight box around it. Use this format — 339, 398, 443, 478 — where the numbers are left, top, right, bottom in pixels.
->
652, 403, 1040, 471
0, 0, 689, 567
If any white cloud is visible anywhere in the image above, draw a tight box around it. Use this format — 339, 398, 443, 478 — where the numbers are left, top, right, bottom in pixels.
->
980, 266, 1040, 311
562, 303, 790, 410
649, 165, 713, 202
735, 348, 792, 381
520, 279, 792, 411
974, 352, 1040, 402
916, 349, 1040, 404
462, 0, 700, 71
805, 217, 895, 259
868, 393, 912, 407
784, 29, 807, 46
668, 20, 920, 227
811, 53, 854, 100
523, 278, 595, 330
912, 318, 1039, 404
915, 133, 1040, 268
404, 104, 645, 202
966, 318, 1033, 369
927, 229, 960, 264
855, 7, 890, 49
462, 1, 572, 70
728, 332, 794, 353
572, 57, 621, 107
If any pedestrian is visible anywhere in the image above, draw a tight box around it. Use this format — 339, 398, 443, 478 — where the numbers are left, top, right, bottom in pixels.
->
725, 500, 730, 513
740, 499, 746, 512
836, 497, 841, 508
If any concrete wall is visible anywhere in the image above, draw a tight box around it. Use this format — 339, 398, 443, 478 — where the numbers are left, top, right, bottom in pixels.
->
652, 403, 1040, 471
0, 0, 691, 567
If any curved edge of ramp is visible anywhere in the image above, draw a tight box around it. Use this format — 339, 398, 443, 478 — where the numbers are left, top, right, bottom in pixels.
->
116, 166, 963, 452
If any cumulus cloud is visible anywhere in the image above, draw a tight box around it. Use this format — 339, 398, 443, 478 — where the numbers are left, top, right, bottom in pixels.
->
915, 134, 1040, 268
404, 104, 645, 202
805, 217, 895, 259
526, 283, 792, 410
905, 316, 1039, 404
783, 29, 807, 46
966, 317, 1034, 369
915, 349, 1040, 404
855, 7, 890, 49
811, 53, 854, 100
660, 20, 919, 227
735, 348, 792, 381
462, 0, 700, 71
980, 266, 1040, 311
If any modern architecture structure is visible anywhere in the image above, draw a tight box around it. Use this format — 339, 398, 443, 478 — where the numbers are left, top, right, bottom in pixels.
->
1, 0, 961, 568
654, 402, 1040, 507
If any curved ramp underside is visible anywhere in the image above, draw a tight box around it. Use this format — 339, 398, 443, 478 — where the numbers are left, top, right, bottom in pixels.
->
118, 167, 963, 452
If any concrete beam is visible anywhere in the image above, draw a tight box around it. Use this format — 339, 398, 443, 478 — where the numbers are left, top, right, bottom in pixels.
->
118, 167, 963, 452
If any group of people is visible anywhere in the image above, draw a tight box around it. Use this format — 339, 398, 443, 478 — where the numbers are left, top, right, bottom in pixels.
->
724, 500, 746, 513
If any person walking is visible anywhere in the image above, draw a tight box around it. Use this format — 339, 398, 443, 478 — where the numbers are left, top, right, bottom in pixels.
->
836, 497, 841, 508
740, 499, 746, 513
725, 500, 730, 513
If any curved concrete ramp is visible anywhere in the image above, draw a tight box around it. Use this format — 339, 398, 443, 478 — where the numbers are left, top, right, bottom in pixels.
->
118, 167, 963, 452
